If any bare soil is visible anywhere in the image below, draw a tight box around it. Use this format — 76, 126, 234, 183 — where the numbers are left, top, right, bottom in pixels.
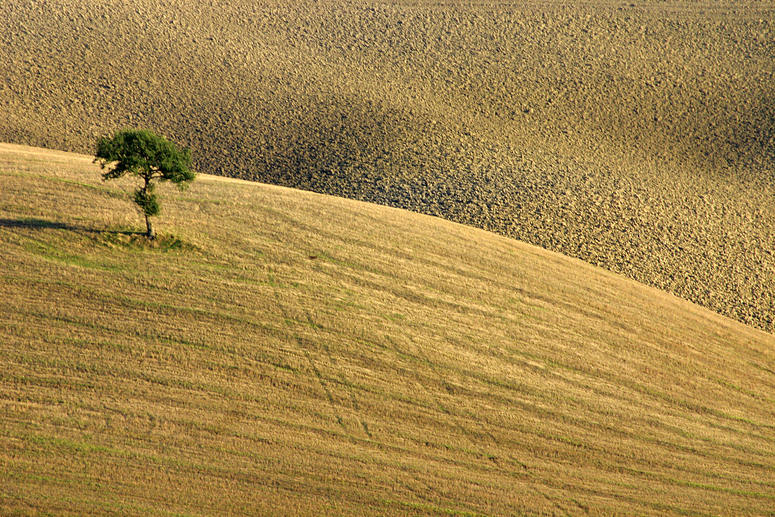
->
1, 0, 773, 330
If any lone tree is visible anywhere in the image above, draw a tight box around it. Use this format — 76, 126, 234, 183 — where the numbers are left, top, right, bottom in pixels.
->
95, 129, 194, 239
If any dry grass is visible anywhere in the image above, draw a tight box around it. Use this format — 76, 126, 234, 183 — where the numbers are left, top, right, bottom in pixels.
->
1, 143, 774, 515
1, 0, 773, 333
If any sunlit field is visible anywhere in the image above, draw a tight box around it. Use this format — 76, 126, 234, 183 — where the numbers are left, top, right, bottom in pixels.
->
1, 144, 773, 515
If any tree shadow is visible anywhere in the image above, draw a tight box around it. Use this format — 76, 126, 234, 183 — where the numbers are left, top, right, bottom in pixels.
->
0, 218, 142, 235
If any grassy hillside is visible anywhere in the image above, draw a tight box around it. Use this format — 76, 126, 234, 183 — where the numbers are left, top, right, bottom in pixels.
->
1, 143, 774, 515
0, 0, 773, 333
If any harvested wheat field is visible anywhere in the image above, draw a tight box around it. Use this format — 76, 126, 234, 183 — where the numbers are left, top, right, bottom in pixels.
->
1, 144, 774, 515
0, 0, 773, 332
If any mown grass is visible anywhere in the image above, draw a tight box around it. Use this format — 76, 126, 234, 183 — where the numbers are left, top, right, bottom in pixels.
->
1, 143, 774, 516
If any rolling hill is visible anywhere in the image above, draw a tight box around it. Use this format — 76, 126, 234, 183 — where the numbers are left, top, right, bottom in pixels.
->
1, 144, 774, 515
0, 0, 773, 333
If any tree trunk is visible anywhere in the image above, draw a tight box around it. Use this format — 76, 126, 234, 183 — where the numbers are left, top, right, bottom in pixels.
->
145, 213, 155, 240
141, 175, 155, 239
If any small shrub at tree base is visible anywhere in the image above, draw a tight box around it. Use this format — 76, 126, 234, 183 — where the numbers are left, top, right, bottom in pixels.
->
95, 129, 194, 239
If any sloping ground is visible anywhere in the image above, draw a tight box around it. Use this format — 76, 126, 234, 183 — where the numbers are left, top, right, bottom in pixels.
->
1, 144, 774, 515
0, 1, 773, 333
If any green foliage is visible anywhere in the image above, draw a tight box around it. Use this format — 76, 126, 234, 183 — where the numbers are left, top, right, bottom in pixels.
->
95, 129, 194, 238
95, 129, 193, 185
134, 185, 160, 217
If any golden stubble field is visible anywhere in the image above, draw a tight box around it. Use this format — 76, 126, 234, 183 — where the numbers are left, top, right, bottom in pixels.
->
1, 0, 774, 332
1, 143, 774, 515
